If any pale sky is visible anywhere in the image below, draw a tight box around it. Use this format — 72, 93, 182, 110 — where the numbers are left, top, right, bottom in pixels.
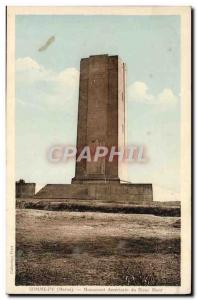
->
15, 15, 180, 193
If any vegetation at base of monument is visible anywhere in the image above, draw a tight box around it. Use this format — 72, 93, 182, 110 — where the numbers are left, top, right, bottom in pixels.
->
16, 209, 180, 286
16, 199, 180, 217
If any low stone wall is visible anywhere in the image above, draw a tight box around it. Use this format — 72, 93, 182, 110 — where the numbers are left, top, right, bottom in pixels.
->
16, 182, 35, 198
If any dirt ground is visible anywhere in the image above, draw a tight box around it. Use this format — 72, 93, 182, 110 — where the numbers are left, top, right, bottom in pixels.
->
16, 209, 180, 286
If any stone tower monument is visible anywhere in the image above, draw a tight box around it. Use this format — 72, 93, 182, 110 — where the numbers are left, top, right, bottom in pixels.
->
72, 55, 126, 183
36, 55, 153, 203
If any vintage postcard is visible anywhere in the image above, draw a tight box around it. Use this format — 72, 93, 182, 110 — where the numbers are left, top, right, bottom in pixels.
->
6, 6, 191, 295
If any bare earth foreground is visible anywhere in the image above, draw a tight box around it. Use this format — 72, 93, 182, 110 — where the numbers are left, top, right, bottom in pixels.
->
16, 209, 180, 286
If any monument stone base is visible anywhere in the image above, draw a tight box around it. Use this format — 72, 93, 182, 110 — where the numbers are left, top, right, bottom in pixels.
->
35, 182, 153, 204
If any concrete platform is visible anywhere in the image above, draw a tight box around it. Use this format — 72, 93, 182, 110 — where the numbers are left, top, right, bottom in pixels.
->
35, 183, 153, 204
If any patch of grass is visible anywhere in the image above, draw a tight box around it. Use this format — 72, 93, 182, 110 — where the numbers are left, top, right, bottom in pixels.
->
15, 209, 180, 286
17, 200, 180, 217
16, 254, 180, 286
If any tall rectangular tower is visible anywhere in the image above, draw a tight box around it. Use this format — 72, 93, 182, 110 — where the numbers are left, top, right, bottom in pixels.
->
36, 54, 152, 202
72, 54, 126, 183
